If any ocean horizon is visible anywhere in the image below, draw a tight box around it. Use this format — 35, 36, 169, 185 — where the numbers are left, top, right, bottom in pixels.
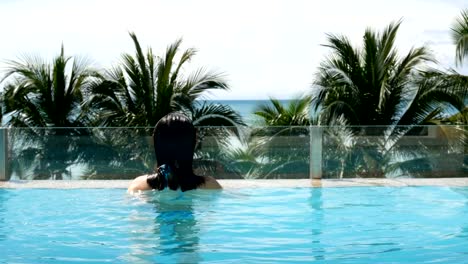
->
203, 99, 293, 124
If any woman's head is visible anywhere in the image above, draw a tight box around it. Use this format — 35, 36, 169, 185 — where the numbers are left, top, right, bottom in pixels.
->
153, 112, 196, 172
151, 112, 206, 191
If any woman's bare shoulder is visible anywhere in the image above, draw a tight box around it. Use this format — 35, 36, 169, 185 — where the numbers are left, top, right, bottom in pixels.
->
201, 176, 222, 189
127, 175, 152, 193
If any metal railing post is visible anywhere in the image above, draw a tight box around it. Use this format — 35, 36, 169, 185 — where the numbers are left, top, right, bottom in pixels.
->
0, 128, 7, 181
309, 126, 323, 179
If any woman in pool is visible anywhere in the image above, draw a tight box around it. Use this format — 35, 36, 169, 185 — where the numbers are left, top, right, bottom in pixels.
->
128, 112, 222, 192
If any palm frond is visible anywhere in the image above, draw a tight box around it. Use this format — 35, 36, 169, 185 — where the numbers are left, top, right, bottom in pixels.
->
191, 102, 245, 127
178, 68, 229, 100
157, 38, 182, 92
451, 9, 468, 66
255, 96, 312, 126
171, 47, 197, 86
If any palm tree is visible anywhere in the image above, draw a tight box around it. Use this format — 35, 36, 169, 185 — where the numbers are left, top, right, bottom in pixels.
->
83, 32, 243, 128
450, 9, 468, 175
253, 95, 313, 126
313, 21, 466, 178
252, 95, 312, 141
452, 9, 468, 66
194, 97, 315, 180
81, 33, 244, 178
244, 96, 314, 178
0, 46, 96, 179
313, 20, 446, 128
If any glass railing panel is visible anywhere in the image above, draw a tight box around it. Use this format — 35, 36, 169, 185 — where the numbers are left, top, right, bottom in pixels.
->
4, 126, 311, 180
321, 125, 467, 179
1, 125, 466, 180
6, 127, 155, 180
194, 126, 310, 179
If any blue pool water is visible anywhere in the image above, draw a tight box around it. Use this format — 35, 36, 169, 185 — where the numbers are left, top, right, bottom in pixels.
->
0, 187, 467, 263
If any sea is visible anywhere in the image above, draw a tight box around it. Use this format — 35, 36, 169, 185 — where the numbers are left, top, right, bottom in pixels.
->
203, 99, 292, 125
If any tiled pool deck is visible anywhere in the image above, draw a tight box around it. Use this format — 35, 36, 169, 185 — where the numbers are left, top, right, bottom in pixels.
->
1, 178, 468, 188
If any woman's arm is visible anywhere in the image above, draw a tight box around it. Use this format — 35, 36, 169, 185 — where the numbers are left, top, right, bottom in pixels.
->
200, 176, 222, 189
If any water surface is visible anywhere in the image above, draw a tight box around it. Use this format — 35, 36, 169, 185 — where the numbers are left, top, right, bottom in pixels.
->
0, 187, 467, 263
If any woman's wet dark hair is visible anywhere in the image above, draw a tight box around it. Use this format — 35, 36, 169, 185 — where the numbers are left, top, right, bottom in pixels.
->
146, 112, 205, 192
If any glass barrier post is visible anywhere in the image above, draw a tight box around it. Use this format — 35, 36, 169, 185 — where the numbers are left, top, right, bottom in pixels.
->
310, 126, 323, 179
0, 128, 7, 181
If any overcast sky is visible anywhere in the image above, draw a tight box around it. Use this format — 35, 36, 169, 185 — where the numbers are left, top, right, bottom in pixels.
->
0, 0, 467, 99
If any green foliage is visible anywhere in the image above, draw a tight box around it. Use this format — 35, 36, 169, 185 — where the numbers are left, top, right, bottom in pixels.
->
80, 33, 245, 178
313, 20, 447, 129
314, 21, 467, 178
80, 127, 155, 179
451, 9, 468, 66
1, 47, 95, 128
0, 47, 96, 179
1, 19, 467, 180
196, 127, 310, 179
83, 33, 242, 128
254, 96, 313, 126
214, 96, 314, 179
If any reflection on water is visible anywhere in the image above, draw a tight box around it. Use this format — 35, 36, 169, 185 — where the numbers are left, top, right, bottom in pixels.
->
308, 188, 325, 261
1, 188, 467, 263
125, 190, 220, 263
451, 187, 468, 241
154, 196, 201, 263
0, 190, 13, 241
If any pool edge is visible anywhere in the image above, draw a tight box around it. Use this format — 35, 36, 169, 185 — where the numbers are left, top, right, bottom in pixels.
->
1, 178, 468, 188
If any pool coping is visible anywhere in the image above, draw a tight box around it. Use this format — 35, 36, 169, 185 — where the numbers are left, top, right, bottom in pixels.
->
0, 178, 468, 188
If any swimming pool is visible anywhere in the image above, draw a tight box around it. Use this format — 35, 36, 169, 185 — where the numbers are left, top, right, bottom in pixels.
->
0, 186, 467, 263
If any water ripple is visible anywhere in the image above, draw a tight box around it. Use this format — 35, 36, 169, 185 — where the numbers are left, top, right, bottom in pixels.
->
0, 187, 467, 263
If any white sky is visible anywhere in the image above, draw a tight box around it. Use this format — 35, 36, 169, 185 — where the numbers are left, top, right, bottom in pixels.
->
0, 0, 467, 99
